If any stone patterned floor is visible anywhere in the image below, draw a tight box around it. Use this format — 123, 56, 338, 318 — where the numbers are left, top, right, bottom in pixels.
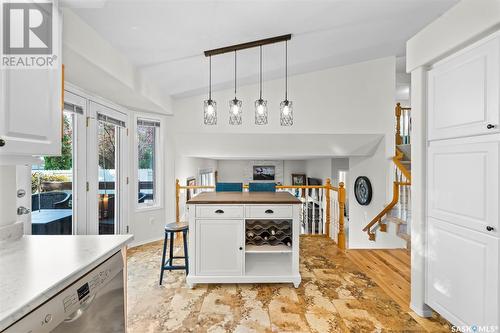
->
127, 236, 451, 333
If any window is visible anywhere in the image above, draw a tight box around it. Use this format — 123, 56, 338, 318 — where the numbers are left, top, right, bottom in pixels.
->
137, 118, 160, 207
199, 169, 216, 191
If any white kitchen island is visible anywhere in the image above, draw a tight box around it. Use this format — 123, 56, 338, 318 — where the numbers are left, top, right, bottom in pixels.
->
186, 191, 302, 288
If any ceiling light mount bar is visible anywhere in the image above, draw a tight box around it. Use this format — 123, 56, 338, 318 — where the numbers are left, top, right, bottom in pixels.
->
204, 34, 292, 57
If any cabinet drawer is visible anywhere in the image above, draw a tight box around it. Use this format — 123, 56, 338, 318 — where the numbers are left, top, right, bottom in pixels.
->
196, 205, 244, 219
246, 205, 293, 219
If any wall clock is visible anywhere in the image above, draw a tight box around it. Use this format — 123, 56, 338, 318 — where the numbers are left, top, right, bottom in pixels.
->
354, 176, 372, 205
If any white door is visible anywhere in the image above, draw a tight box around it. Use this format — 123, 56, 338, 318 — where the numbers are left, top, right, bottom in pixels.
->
427, 34, 499, 140
87, 102, 129, 235
196, 219, 244, 276
428, 136, 499, 235
426, 218, 499, 327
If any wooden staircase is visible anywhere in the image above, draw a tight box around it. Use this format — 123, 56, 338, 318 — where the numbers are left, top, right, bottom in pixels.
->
363, 103, 411, 247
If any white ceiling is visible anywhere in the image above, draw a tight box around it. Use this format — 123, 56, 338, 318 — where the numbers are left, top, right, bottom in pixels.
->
72, 0, 458, 98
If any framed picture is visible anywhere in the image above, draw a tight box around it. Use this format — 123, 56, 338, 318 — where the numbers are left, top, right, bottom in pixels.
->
253, 165, 275, 181
291, 173, 306, 186
186, 177, 196, 202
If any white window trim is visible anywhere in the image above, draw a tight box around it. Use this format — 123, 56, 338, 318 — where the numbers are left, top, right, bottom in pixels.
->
134, 113, 163, 212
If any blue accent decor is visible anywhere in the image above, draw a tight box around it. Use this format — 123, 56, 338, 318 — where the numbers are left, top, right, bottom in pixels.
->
249, 182, 276, 192
215, 182, 243, 192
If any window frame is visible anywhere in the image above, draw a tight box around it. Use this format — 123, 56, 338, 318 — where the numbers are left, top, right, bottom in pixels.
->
134, 114, 163, 211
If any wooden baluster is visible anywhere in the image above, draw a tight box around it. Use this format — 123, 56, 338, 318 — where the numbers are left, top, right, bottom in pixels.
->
175, 179, 180, 223
395, 103, 402, 146
338, 182, 346, 250
325, 178, 331, 238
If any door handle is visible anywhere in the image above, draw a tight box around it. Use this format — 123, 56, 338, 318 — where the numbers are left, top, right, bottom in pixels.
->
0, 139, 5, 147
63, 294, 96, 323
486, 226, 495, 231
214, 209, 224, 214
486, 124, 497, 129
17, 206, 30, 215
265, 209, 274, 214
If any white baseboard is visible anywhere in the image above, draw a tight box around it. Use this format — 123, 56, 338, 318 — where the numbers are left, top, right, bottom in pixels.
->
410, 302, 433, 317
129, 236, 163, 248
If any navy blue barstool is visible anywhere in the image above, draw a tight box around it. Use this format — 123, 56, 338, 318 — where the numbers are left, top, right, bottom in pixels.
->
159, 222, 188, 285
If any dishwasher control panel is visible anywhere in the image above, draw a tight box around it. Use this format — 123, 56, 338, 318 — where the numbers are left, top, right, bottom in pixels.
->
3, 251, 123, 333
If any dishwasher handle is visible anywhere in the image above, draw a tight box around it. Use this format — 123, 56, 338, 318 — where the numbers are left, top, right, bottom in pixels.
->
63, 294, 97, 323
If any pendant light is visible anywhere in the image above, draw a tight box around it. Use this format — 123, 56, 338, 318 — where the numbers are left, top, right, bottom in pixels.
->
229, 50, 242, 125
254, 46, 268, 125
203, 56, 217, 125
280, 40, 293, 126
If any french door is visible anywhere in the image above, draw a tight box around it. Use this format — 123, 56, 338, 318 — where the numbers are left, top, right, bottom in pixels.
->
87, 101, 128, 235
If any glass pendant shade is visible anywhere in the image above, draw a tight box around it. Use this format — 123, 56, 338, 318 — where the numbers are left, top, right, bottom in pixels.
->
229, 98, 242, 125
280, 99, 293, 126
254, 98, 268, 125
203, 99, 217, 125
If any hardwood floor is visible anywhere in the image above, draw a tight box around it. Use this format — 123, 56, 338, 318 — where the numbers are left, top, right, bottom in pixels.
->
346, 249, 411, 311
346, 248, 451, 332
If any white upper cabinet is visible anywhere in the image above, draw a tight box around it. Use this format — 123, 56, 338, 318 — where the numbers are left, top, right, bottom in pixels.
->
428, 135, 499, 235
0, 3, 62, 159
428, 33, 499, 140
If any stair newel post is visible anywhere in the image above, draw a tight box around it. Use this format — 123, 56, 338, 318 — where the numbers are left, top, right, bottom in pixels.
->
338, 182, 346, 250
175, 178, 180, 223
325, 178, 331, 238
395, 102, 402, 146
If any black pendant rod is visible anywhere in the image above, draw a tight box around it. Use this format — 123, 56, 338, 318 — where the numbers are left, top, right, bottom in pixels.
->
208, 56, 212, 99
204, 34, 291, 57
234, 51, 237, 98
285, 40, 288, 100
259, 46, 262, 100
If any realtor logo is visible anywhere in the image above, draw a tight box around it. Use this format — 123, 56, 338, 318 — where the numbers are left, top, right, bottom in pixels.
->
1, 1, 57, 68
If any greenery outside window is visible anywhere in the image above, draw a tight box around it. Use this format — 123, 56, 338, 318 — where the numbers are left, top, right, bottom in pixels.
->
137, 118, 160, 207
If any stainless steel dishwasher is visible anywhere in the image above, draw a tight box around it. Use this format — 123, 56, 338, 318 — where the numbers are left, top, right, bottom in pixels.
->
4, 251, 125, 333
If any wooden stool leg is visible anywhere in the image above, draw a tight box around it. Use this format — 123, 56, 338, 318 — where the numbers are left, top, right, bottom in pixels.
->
183, 229, 189, 275
159, 230, 168, 285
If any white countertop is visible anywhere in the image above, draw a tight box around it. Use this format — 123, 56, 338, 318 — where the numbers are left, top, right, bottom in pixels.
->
0, 235, 133, 331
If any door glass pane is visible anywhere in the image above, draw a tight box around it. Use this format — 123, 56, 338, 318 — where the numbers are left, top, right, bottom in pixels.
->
31, 112, 74, 235
98, 122, 117, 235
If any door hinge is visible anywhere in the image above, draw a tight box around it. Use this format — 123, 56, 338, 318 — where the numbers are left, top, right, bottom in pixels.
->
126, 128, 129, 136
86, 182, 89, 192
86, 116, 90, 127
126, 226, 129, 233
126, 177, 129, 185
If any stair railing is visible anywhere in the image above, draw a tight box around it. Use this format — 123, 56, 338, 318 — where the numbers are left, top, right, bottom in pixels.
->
175, 178, 346, 250
363, 103, 412, 241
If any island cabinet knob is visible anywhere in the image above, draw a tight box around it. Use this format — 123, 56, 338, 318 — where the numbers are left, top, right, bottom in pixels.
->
215, 209, 224, 214
239, 247, 243, 250
265, 209, 274, 214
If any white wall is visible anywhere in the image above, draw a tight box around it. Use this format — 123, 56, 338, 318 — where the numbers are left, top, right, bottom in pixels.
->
175, 157, 218, 186
305, 158, 333, 184
216, 160, 306, 185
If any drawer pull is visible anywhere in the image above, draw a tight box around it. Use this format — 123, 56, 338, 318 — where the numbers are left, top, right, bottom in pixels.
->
265, 209, 274, 214
486, 226, 495, 231
214, 209, 224, 214
486, 124, 497, 129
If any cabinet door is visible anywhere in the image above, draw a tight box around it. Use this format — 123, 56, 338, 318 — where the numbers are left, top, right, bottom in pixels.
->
196, 219, 244, 276
428, 137, 499, 234
428, 34, 499, 140
427, 218, 499, 328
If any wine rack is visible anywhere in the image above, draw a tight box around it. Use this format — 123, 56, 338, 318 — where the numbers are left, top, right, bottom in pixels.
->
245, 220, 292, 247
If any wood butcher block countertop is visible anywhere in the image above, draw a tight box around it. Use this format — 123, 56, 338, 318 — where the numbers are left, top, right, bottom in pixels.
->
187, 191, 302, 204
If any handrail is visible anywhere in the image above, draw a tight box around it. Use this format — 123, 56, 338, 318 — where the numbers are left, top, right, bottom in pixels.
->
393, 149, 411, 181
362, 181, 409, 236
175, 178, 346, 250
